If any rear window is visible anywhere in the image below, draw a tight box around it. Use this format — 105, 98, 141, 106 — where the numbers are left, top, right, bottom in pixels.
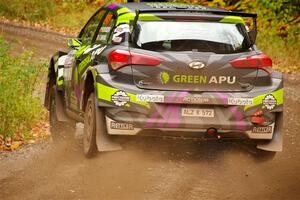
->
134, 21, 251, 54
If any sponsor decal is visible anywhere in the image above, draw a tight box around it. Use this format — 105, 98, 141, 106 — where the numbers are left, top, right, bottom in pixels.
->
252, 126, 273, 134
110, 121, 134, 130
112, 24, 130, 44
91, 45, 106, 60
111, 91, 130, 106
182, 96, 209, 104
160, 71, 236, 85
262, 94, 277, 110
112, 36, 122, 43
83, 44, 101, 55
114, 24, 130, 35
228, 97, 253, 106
94, 46, 106, 56
136, 94, 164, 102
173, 75, 236, 84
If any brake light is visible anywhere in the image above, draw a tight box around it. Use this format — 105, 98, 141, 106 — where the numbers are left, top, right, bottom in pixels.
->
230, 54, 272, 74
108, 49, 162, 71
251, 109, 265, 124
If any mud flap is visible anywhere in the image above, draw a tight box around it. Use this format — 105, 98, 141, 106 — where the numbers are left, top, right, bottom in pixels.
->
257, 112, 283, 152
55, 89, 70, 122
95, 104, 122, 152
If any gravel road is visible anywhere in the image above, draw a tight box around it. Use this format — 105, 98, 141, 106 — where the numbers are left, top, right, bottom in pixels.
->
0, 22, 299, 200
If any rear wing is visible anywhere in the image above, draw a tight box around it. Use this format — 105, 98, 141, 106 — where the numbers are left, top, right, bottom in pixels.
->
132, 8, 258, 44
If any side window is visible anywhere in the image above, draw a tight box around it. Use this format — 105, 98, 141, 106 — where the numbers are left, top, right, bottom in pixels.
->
80, 10, 106, 44
96, 12, 116, 44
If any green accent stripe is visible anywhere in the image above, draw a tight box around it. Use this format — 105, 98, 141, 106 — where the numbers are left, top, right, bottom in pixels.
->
75, 45, 90, 58
244, 88, 284, 111
57, 77, 63, 86
116, 13, 162, 26
67, 38, 81, 48
96, 82, 150, 108
117, 7, 130, 15
220, 16, 245, 24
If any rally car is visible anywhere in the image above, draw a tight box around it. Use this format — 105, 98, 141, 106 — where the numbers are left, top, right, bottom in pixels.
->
44, 2, 283, 157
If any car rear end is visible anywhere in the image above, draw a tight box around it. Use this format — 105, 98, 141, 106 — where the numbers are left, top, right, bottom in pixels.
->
97, 8, 283, 150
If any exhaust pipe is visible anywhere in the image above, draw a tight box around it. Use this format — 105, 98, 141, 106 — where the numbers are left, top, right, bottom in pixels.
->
206, 128, 217, 135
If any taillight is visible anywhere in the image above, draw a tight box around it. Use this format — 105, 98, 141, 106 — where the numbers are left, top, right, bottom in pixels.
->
251, 109, 265, 124
108, 49, 162, 71
230, 54, 272, 74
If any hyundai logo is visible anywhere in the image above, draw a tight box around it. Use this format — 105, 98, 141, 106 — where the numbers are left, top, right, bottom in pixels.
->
188, 61, 206, 69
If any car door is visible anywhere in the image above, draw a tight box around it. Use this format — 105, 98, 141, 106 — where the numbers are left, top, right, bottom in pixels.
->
75, 10, 117, 109
65, 9, 107, 111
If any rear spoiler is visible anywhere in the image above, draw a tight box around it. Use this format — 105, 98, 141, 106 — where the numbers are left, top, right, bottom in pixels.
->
132, 8, 258, 44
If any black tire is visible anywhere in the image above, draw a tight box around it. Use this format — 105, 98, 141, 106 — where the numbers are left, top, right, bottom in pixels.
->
49, 86, 66, 141
83, 93, 98, 158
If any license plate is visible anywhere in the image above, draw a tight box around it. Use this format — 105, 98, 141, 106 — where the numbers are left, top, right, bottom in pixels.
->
181, 108, 214, 118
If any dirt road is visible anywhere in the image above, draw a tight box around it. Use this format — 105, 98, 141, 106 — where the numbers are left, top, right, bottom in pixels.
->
0, 23, 299, 200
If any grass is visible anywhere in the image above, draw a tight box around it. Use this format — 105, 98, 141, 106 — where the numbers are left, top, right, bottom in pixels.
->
0, 0, 97, 34
0, 36, 47, 139
46, 1, 96, 33
0, 0, 55, 22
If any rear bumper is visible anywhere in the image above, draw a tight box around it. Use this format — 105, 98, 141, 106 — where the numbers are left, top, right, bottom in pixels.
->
95, 73, 283, 140
105, 115, 278, 140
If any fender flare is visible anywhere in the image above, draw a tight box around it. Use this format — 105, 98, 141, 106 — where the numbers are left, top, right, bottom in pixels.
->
56, 55, 68, 90
80, 66, 98, 111
45, 51, 67, 109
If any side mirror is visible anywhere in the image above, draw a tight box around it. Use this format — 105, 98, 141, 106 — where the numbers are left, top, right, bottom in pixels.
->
66, 38, 82, 49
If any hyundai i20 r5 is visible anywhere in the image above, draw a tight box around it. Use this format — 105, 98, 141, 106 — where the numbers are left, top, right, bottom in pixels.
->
44, 2, 283, 157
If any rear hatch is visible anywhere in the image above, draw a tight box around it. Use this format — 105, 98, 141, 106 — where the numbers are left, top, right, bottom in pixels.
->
131, 20, 257, 92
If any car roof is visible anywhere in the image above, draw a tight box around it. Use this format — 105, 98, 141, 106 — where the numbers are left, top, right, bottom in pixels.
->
122, 2, 226, 12
105, 2, 227, 14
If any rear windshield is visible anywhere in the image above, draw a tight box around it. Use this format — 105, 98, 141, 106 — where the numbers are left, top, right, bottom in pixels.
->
134, 21, 250, 54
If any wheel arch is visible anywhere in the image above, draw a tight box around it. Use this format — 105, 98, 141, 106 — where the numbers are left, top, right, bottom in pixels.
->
44, 57, 58, 110
44, 51, 67, 110
82, 68, 98, 112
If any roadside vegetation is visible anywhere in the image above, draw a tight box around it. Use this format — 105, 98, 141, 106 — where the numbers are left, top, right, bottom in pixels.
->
0, 37, 48, 150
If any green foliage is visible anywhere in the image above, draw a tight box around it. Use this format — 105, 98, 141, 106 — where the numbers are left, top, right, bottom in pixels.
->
49, 1, 96, 31
257, 32, 299, 73
0, 37, 46, 139
0, 0, 55, 22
